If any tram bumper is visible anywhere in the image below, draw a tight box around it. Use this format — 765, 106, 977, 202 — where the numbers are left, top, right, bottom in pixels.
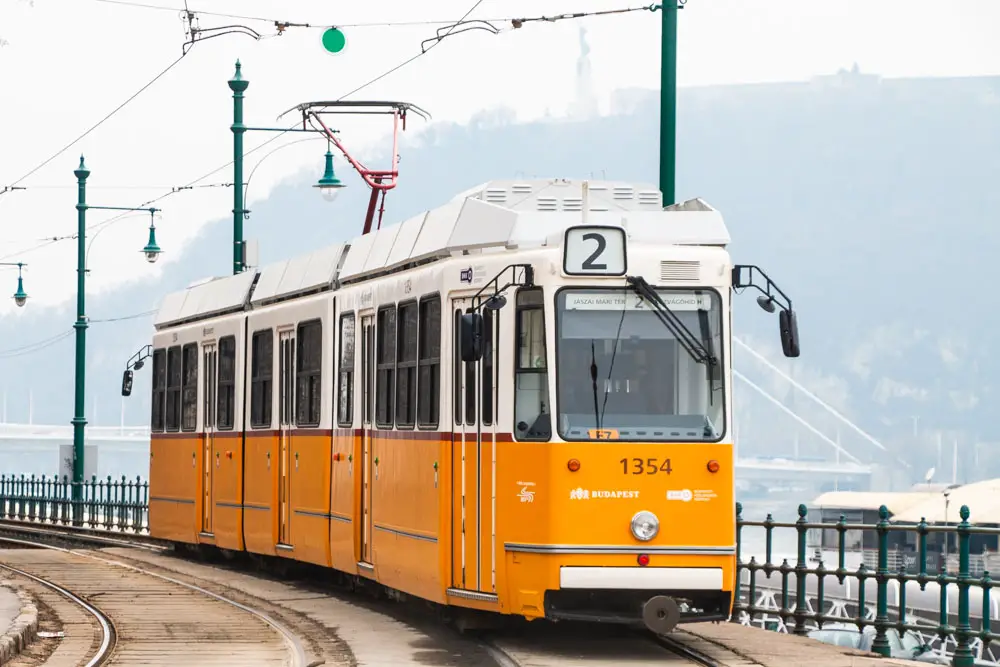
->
537, 564, 733, 630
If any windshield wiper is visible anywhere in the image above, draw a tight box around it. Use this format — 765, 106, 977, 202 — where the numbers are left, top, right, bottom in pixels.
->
625, 275, 717, 366
590, 340, 601, 430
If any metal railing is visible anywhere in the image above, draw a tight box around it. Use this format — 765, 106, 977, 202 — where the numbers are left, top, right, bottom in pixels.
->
735, 501, 999, 667
0, 474, 149, 533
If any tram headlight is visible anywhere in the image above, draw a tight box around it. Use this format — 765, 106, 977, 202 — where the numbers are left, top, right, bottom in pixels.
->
630, 510, 659, 542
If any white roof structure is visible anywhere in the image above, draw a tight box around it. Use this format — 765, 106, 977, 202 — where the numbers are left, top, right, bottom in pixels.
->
892, 478, 1000, 524
154, 179, 731, 327
251, 242, 346, 307
154, 271, 256, 328
810, 491, 940, 515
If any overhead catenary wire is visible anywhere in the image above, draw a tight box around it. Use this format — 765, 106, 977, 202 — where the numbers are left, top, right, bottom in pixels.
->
89, 0, 657, 33
8, 53, 190, 188
0, 309, 157, 360
4, 0, 635, 262
54, 0, 495, 236
335, 0, 487, 101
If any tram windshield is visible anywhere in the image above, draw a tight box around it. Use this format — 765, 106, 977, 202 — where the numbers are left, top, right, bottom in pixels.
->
555, 287, 725, 442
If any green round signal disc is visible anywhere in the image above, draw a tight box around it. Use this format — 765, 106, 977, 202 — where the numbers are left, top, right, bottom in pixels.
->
321, 27, 346, 54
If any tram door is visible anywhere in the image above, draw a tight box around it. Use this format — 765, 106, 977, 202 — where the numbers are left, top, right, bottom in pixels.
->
278, 330, 295, 546
201, 343, 217, 535
359, 315, 375, 565
450, 299, 498, 594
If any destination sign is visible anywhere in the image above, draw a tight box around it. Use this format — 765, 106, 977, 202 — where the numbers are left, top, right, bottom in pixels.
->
563, 292, 712, 312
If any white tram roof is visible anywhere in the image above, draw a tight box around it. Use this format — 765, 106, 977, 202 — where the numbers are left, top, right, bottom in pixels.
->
810, 491, 940, 515
154, 271, 256, 328
153, 178, 731, 329
891, 478, 1000, 525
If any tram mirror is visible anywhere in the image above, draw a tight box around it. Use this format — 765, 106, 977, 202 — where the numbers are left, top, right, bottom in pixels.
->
460, 312, 484, 362
121, 369, 134, 397
484, 294, 507, 311
779, 309, 800, 358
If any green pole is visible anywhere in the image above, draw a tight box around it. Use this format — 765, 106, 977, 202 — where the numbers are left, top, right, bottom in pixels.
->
871, 505, 891, 656
659, 2, 678, 206
72, 155, 90, 526
228, 60, 249, 274
953, 505, 974, 667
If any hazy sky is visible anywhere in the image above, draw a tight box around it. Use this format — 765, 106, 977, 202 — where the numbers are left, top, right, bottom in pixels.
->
0, 0, 997, 313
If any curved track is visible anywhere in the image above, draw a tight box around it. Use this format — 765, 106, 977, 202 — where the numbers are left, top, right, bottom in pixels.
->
0, 556, 116, 667
0, 535, 307, 666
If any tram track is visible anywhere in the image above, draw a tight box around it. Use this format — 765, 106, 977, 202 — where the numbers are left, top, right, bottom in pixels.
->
0, 535, 309, 666
480, 623, 736, 667
0, 552, 116, 667
0, 522, 748, 666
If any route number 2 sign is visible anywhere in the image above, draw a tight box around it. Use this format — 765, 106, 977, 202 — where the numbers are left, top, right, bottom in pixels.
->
563, 226, 627, 276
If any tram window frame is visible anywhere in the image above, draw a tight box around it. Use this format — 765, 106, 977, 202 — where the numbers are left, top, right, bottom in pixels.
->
551, 285, 726, 443
453, 309, 462, 426
396, 300, 418, 430
513, 288, 551, 442
180, 343, 198, 432
375, 305, 397, 429
165, 345, 182, 432
250, 329, 274, 429
417, 295, 441, 429
337, 312, 356, 428
217, 335, 236, 431
151, 348, 166, 432
482, 307, 496, 426
295, 319, 323, 428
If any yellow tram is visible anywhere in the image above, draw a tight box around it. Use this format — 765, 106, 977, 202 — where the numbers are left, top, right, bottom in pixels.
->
133, 179, 800, 633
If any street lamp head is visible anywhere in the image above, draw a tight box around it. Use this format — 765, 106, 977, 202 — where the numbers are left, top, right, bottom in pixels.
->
12, 270, 27, 308
142, 223, 162, 264
314, 149, 345, 202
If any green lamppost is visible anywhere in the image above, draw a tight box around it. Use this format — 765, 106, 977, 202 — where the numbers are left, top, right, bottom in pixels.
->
659, 2, 678, 207
227, 61, 346, 275
0, 262, 29, 307
229, 61, 249, 275
71, 156, 162, 524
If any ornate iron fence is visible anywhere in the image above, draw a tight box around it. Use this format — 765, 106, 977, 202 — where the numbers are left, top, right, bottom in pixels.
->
735, 501, 999, 667
0, 474, 149, 533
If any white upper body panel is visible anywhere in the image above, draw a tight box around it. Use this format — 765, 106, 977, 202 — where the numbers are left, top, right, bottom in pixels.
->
153, 179, 732, 327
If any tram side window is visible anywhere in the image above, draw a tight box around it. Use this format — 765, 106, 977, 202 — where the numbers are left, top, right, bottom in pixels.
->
165, 345, 182, 432
296, 320, 322, 427
417, 296, 440, 428
453, 309, 462, 426
396, 301, 418, 429
251, 329, 273, 428
482, 308, 496, 426
217, 336, 236, 430
338, 313, 355, 427
514, 289, 550, 441
376, 306, 397, 429
151, 348, 166, 431
181, 343, 198, 432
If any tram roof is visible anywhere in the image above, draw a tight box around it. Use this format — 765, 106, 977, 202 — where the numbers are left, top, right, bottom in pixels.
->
154, 178, 731, 328
891, 477, 1000, 524
810, 491, 939, 515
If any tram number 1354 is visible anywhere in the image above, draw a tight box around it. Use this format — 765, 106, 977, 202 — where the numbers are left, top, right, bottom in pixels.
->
620, 458, 672, 475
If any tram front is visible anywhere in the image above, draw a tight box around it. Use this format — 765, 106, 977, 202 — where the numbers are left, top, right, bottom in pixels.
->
494, 220, 799, 634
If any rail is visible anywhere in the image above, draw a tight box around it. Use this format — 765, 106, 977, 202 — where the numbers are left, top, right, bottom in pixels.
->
0, 474, 149, 533
735, 502, 999, 667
